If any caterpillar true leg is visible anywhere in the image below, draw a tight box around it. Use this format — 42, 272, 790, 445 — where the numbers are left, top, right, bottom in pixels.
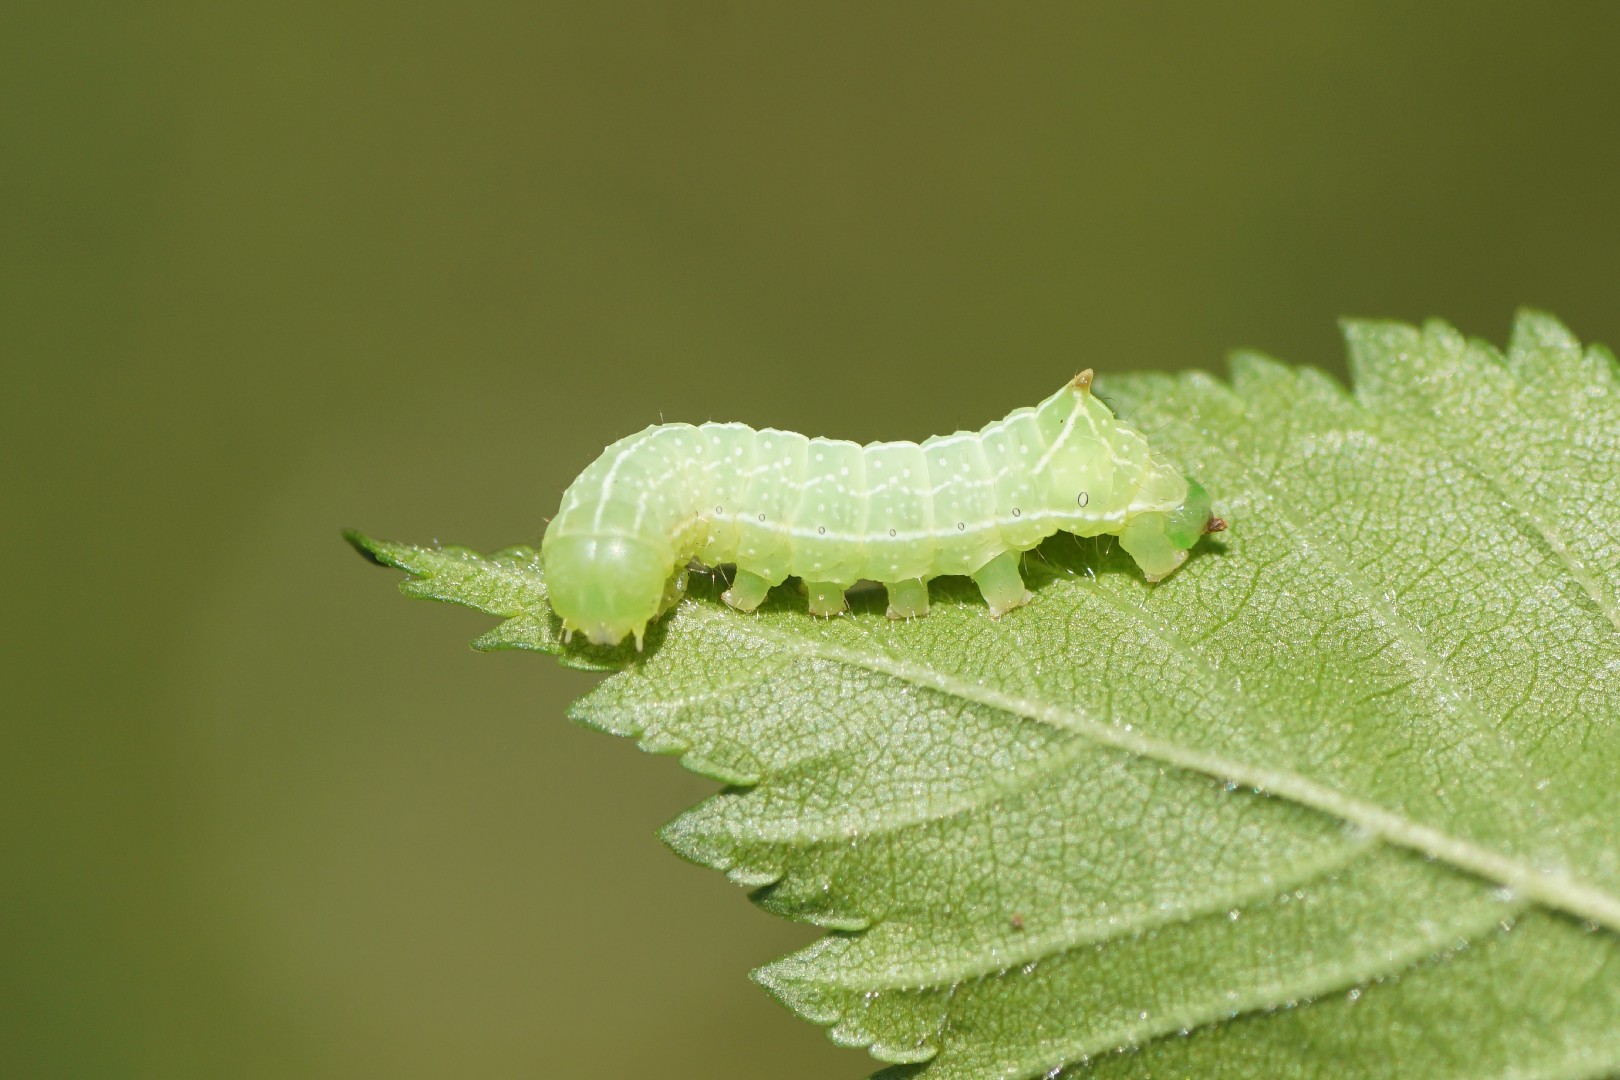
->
970, 550, 1034, 617
885, 578, 930, 620
805, 581, 847, 618
722, 568, 772, 612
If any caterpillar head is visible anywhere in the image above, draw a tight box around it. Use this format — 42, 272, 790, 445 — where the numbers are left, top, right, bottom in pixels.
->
1117, 477, 1225, 581
543, 533, 670, 649
1164, 477, 1223, 547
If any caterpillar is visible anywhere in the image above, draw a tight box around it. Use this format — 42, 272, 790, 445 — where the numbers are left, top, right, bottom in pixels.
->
543, 371, 1224, 649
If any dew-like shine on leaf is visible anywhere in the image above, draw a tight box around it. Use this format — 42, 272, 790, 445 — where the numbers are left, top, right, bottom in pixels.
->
348, 312, 1620, 1079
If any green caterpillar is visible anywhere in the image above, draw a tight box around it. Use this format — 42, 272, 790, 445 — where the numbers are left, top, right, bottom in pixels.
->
544, 371, 1224, 648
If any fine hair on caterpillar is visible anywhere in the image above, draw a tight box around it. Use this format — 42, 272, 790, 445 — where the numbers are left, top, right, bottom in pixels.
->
543, 371, 1224, 649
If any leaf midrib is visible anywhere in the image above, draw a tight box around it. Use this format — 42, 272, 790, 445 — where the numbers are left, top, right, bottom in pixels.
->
679, 604, 1620, 931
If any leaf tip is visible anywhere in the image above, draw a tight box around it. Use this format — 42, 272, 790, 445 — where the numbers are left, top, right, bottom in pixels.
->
1509, 307, 1580, 356
343, 529, 390, 566
750, 957, 827, 1017
1224, 348, 1293, 393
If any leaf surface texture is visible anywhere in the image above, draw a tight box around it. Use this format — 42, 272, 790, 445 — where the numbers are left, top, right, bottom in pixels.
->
349, 312, 1620, 1078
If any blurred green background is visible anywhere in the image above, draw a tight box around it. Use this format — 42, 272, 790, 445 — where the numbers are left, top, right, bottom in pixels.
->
6, 4, 1620, 1077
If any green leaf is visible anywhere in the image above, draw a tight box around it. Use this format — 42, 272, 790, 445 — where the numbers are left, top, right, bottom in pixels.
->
340, 531, 617, 671
347, 311, 1620, 1078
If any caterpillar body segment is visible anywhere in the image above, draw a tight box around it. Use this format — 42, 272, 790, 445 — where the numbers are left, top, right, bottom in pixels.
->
542, 373, 1221, 647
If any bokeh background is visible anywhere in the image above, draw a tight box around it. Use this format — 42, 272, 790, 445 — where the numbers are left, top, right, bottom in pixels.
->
7, 4, 1620, 1077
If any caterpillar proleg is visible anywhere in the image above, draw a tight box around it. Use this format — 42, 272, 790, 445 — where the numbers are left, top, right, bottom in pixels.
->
543, 372, 1224, 648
